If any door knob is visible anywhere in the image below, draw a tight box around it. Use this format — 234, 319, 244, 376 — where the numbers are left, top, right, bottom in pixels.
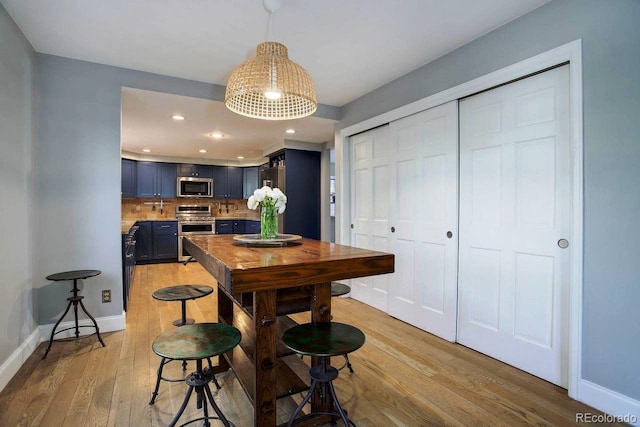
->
558, 239, 569, 249
350, 224, 354, 229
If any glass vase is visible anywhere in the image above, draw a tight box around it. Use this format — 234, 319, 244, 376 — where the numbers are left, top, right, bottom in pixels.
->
260, 204, 278, 240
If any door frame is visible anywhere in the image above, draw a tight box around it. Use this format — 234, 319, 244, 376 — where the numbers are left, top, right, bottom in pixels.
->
335, 39, 583, 398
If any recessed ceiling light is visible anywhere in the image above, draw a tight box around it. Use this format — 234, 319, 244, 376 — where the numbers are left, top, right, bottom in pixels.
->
237, 156, 245, 160
210, 132, 223, 139
142, 148, 151, 153
199, 149, 207, 153
171, 114, 185, 121
285, 129, 296, 134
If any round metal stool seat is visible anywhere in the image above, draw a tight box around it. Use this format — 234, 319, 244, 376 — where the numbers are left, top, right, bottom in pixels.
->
330, 282, 351, 297
152, 284, 213, 326
152, 323, 241, 427
283, 322, 364, 427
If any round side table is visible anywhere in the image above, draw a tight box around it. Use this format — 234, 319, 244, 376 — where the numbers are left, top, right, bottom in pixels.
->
152, 284, 214, 326
43, 269, 106, 359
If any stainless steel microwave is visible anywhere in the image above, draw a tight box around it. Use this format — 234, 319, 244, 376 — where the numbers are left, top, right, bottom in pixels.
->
177, 177, 213, 198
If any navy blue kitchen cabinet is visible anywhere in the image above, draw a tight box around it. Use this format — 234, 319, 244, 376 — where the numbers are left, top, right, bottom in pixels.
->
135, 221, 153, 262
213, 166, 243, 199
216, 219, 233, 235
137, 162, 177, 198
153, 221, 178, 260
233, 220, 245, 234
135, 221, 177, 263
121, 159, 137, 198
121, 225, 138, 311
246, 220, 260, 234
283, 149, 321, 239
178, 164, 213, 178
243, 166, 260, 199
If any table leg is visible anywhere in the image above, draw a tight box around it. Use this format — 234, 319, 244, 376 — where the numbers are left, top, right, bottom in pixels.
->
253, 289, 277, 427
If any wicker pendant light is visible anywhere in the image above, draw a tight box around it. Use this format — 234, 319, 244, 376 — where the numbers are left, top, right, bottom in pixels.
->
224, 0, 317, 120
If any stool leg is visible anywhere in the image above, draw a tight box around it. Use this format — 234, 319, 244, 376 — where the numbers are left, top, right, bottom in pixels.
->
345, 354, 354, 374
149, 357, 167, 405
328, 380, 354, 427
77, 299, 106, 347
206, 358, 222, 390
168, 385, 194, 427
42, 299, 73, 359
288, 379, 318, 427
203, 382, 232, 427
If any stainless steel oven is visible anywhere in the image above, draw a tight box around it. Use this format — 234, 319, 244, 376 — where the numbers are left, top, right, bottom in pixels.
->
176, 205, 215, 262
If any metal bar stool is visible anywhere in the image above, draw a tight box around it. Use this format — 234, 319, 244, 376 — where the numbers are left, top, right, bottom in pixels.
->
283, 322, 365, 427
42, 269, 106, 359
150, 284, 220, 405
152, 323, 241, 427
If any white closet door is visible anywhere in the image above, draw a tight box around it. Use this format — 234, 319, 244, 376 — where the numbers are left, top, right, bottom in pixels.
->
387, 101, 459, 340
458, 66, 571, 387
349, 125, 391, 312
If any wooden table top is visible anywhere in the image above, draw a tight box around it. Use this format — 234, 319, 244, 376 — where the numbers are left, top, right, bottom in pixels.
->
183, 235, 394, 294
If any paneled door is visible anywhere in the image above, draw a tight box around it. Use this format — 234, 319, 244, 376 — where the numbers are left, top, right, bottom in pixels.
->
457, 65, 571, 387
349, 125, 392, 312
387, 101, 459, 340
349, 101, 459, 341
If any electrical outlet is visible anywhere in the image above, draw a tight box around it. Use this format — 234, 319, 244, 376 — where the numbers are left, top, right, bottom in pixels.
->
102, 290, 112, 303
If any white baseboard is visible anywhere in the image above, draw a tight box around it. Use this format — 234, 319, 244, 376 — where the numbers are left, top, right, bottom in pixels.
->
0, 329, 41, 393
579, 379, 640, 426
0, 313, 126, 393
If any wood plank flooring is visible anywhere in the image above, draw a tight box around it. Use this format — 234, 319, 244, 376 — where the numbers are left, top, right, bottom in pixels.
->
0, 262, 616, 426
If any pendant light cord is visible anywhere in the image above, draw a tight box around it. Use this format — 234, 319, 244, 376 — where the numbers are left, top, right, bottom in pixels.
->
265, 10, 276, 41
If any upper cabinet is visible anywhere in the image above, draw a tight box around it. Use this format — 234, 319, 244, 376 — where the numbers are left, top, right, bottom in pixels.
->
124, 160, 258, 199
243, 166, 260, 199
212, 166, 243, 199
121, 159, 137, 198
177, 164, 213, 178
137, 162, 177, 198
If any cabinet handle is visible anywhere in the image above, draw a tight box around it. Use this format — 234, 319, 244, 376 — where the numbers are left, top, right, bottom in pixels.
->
160, 225, 171, 228
391, 227, 396, 233
447, 231, 453, 239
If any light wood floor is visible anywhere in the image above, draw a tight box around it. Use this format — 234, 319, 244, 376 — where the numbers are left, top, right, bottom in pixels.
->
0, 262, 615, 426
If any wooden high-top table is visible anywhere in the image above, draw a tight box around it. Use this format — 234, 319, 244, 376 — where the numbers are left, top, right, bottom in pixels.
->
183, 235, 394, 427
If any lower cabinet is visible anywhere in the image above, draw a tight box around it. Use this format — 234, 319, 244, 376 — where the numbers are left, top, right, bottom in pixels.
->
216, 219, 260, 235
135, 221, 178, 263
216, 220, 233, 235
246, 220, 260, 234
121, 226, 138, 312
153, 221, 178, 260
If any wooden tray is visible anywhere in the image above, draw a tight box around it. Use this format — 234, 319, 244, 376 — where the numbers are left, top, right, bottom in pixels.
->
232, 234, 302, 246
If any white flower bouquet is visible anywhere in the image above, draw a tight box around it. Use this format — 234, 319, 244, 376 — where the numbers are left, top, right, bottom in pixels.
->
247, 186, 287, 239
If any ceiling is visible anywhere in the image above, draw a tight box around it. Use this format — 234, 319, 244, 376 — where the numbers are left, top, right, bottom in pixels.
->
2, 0, 550, 162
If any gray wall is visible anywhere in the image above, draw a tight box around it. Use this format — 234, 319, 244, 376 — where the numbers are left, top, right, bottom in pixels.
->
0, 6, 37, 364
339, 0, 640, 401
35, 57, 227, 323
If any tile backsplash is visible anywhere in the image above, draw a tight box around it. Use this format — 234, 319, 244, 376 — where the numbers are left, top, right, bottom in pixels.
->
121, 198, 260, 221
